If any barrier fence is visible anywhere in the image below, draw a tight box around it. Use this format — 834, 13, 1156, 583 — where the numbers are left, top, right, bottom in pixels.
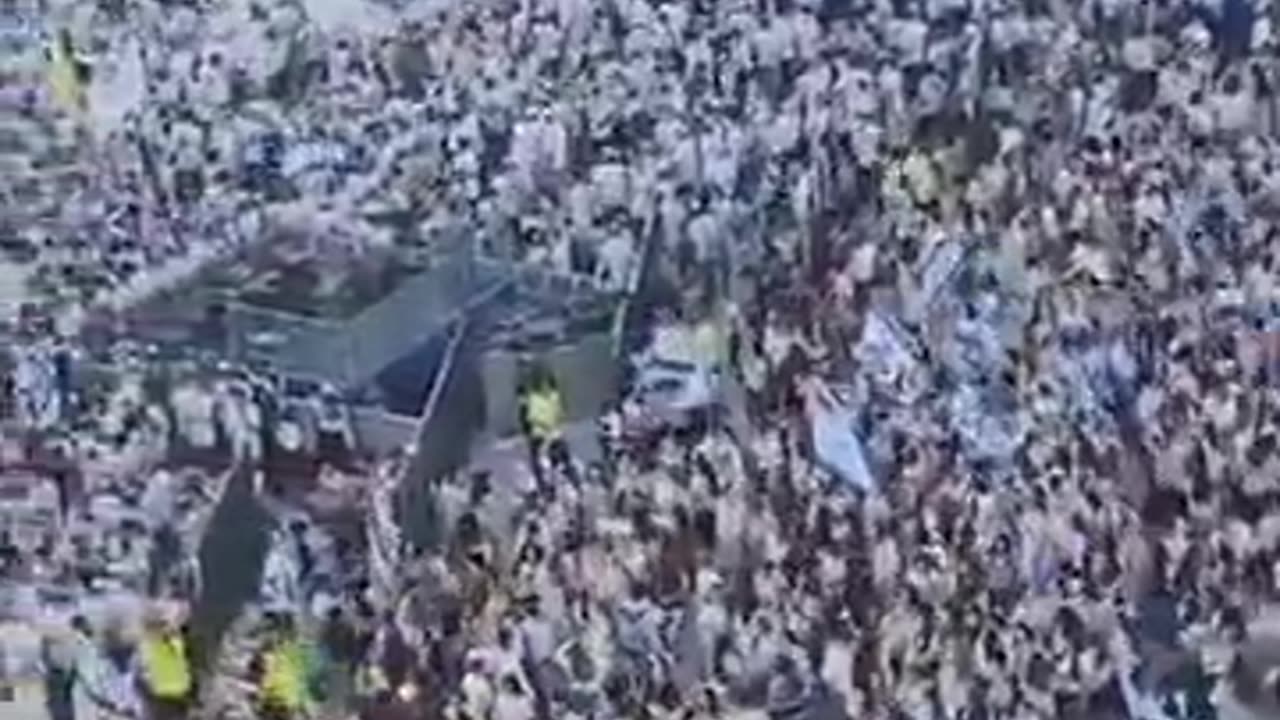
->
228, 244, 503, 388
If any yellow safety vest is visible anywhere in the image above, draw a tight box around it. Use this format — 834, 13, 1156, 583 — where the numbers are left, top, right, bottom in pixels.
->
526, 388, 562, 441
47, 38, 87, 117
261, 639, 306, 711
141, 632, 192, 700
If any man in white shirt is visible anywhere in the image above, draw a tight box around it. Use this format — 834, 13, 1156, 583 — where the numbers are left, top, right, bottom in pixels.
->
170, 382, 218, 464
312, 387, 355, 469
461, 655, 495, 720
595, 230, 635, 292
73, 627, 143, 720
492, 674, 536, 720
520, 602, 557, 668
140, 470, 175, 534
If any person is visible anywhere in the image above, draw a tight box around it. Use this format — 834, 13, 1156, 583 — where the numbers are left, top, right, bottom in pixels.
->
138, 611, 193, 720
518, 361, 565, 487
492, 674, 535, 720
313, 384, 355, 470
169, 378, 219, 468
460, 654, 494, 720
73, 622, 144, 720
51, 338, 72, 418
43, 629, 78, 720
319, 606, 360, 713
0, 356, 13, 422
46, 28, 88, 119
252, 615, 310, 720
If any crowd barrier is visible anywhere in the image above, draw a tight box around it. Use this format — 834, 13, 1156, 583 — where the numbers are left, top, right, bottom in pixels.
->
384, 248, 644, 548
229, 244, 506, 388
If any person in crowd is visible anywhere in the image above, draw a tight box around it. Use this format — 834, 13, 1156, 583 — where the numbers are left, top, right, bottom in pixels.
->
251, 614, 310, 720
42, 627, 79, 720
518, 360, 565, 489
312, 383, 356, 471
138, 609, 194, 720
73, 620, 144, 720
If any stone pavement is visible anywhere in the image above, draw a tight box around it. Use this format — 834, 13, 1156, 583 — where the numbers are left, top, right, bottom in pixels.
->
460, 420, 602, 545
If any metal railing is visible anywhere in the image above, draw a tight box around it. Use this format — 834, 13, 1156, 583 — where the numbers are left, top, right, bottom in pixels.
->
337, 247, 501, 388
225, 301, 342, 377
225, 241, 509, 388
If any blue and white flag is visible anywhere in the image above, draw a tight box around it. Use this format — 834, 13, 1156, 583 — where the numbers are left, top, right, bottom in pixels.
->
857, 312, 918, 385
812, 402, 877, 493
282, 142, 349, 178
918, 239, 968, 310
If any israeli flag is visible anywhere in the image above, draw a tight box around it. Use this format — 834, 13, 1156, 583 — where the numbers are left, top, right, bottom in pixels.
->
918, 238, 969, 311
812, 402, 877, 493
282, 142, 348, 178
857, 312, 918, 385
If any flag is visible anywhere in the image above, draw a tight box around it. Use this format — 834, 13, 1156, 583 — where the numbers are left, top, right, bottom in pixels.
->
918, 238, 968, 310
856, 312, 918, 383
811, 401, 876, 493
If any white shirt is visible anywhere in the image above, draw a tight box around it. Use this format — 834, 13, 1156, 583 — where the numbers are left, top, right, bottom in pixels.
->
819, 550, 847, 587
493, 690, 536, 720
1213, 90, 1254, 133
873, 537, 901, 592
821, 639, 856, 705
886, 18, 928, 61
74, 647, 142, 720
768, 111, 800, 155
461, 671, 495, 720
140, 470, 176, 529
753, 22, 789, 67
598, 234, 634, 291
172, 386, 217, 449
567, 182, 595, 230
591, 163, 628, 209
520, 616, 555, 664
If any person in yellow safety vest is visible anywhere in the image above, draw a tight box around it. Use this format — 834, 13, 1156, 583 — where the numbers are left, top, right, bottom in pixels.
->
254, 617, 310, 720
46, 29, 88, 119
526, 385, 563, 443
519, 364, 564, 485
139, 616, 194, 720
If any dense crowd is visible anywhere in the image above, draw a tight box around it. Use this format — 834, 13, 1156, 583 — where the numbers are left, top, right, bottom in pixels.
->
4, 0, 1280, 718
